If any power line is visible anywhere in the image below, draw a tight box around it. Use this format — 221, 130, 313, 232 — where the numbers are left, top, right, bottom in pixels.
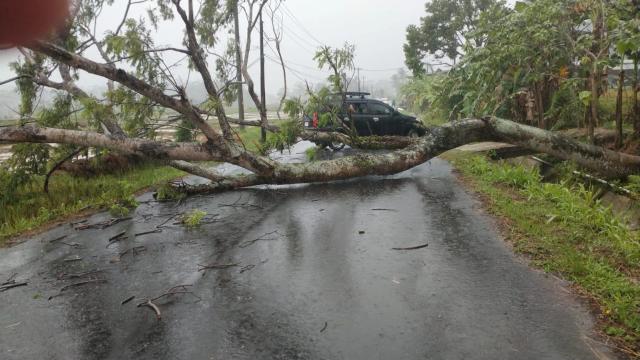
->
264, 54, 327, 83
265, 57, 308, 83
265, 41, 330, 75
263, 37, 330, 82
280, 3, 325, 46
264, 7, 318, 55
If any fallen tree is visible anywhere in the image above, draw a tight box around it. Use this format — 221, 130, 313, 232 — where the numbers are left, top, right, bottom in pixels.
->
1, 1, 640, 195
3, 116, 640, 192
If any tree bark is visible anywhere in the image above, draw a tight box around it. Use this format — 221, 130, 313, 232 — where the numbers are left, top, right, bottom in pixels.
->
634, 57, 639, 135
240, 0, 269, 136
486, 116, 640, 178
589, 64, 599, 142
0, 125, 225, 162
535, 81, 545, 129
28, 41, 279, 176
5, 118, 640, 195
615, 62, 625, 149
233, 4, 245, 130
172, 0, 234, 140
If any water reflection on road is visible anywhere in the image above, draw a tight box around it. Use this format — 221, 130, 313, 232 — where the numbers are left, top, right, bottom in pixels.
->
0, 143, 617, 360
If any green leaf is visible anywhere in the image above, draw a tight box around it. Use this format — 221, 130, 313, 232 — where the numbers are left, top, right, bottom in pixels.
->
578, 91, 591, 107
514, 1, 528, 12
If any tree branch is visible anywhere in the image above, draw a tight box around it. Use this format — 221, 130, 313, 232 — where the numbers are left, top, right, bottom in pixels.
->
0, 125, 226, 162
241, 0, 269, 128
28, 41, 223, 144
0, 76, 30, 87
172, 0, 234, 140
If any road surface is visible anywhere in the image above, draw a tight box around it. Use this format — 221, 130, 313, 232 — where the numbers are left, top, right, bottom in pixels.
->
0, 143, 618, 360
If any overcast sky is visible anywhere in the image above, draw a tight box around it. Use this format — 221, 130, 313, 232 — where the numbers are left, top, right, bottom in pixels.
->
0, 0, 427, 96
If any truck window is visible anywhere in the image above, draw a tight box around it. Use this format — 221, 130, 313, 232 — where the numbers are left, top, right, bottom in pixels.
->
352, 102, 366, 114
368, 103, 392, 115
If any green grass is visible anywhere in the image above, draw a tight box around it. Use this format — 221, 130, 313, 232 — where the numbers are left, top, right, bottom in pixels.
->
449, 153, 640, 352
0, 164, 185, 243
234, 126, 264, 153
0, 124, 276, 244
305, 146, 319, 161
181, 209, 207, 228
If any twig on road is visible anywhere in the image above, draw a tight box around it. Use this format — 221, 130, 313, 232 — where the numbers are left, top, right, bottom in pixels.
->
119, 246, 147, 257
108, 231, 127, 241
136, 284, 201, 320
63, 256, 83, 262
320, 321, 328, 333
48, 279, 107, 300
391, 243, 429, 251
198, 263, 238, 276
197, 263, 238, 272
219, 196, 263, 210
138, 300, 162, 320
155, 214, 179, 229
107, 231, 128, 248
2, 273, 17, 285
0, 282, 27, 292
59, 279, 108, 292
75, 217, 132, 231
135, 229, 162, 237
239, 230, 285, 248
48, 235, 68, 243
61, 241, 82, 249
57, 269, 104, 280
239, 264, 256, 274
121, 295, 135, 305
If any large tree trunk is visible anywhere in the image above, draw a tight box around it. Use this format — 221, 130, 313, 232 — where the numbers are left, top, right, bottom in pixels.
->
4, 118, 640, 196
486, 117, 640, 178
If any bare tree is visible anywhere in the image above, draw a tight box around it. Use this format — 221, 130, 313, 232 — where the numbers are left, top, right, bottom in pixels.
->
265, 0, 287, 120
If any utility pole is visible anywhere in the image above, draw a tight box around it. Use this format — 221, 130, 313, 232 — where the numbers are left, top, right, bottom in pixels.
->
259, 9, 267, 143
233, 3, 245, 129
357, 67, 361, 92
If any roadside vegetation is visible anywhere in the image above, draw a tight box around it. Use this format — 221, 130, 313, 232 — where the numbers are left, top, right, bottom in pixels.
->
400, 1, 640, 354
402, 0, 639, 146
0, 123, 297, 244
448, 152, 640, 356
0, 163, 184, 244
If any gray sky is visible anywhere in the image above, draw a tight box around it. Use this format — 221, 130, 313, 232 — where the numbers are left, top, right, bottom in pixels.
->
0, 0, 426, 97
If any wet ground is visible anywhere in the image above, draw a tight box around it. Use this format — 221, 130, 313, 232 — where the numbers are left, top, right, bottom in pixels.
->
0, 143, 618, 360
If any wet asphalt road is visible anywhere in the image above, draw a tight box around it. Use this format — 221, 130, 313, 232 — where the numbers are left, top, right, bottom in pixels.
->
0, 143, 618, 360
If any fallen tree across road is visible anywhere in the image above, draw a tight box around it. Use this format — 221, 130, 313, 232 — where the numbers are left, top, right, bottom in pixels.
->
4, 116, 640, 195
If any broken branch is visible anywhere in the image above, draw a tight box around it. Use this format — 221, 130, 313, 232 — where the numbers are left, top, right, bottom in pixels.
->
138, 300, 161, 320
392, 243, 429, 251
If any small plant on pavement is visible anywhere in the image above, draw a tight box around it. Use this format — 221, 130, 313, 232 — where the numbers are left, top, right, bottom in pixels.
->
182, 209, 207, 228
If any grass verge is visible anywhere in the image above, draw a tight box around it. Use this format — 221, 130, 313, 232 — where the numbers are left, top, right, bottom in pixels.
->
0, 124, 278, 245
0, 164, 185, 244
446, 152, 640, 357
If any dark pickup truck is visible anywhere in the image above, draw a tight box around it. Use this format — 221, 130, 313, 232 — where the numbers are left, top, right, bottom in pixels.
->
304, 92, 426, 149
